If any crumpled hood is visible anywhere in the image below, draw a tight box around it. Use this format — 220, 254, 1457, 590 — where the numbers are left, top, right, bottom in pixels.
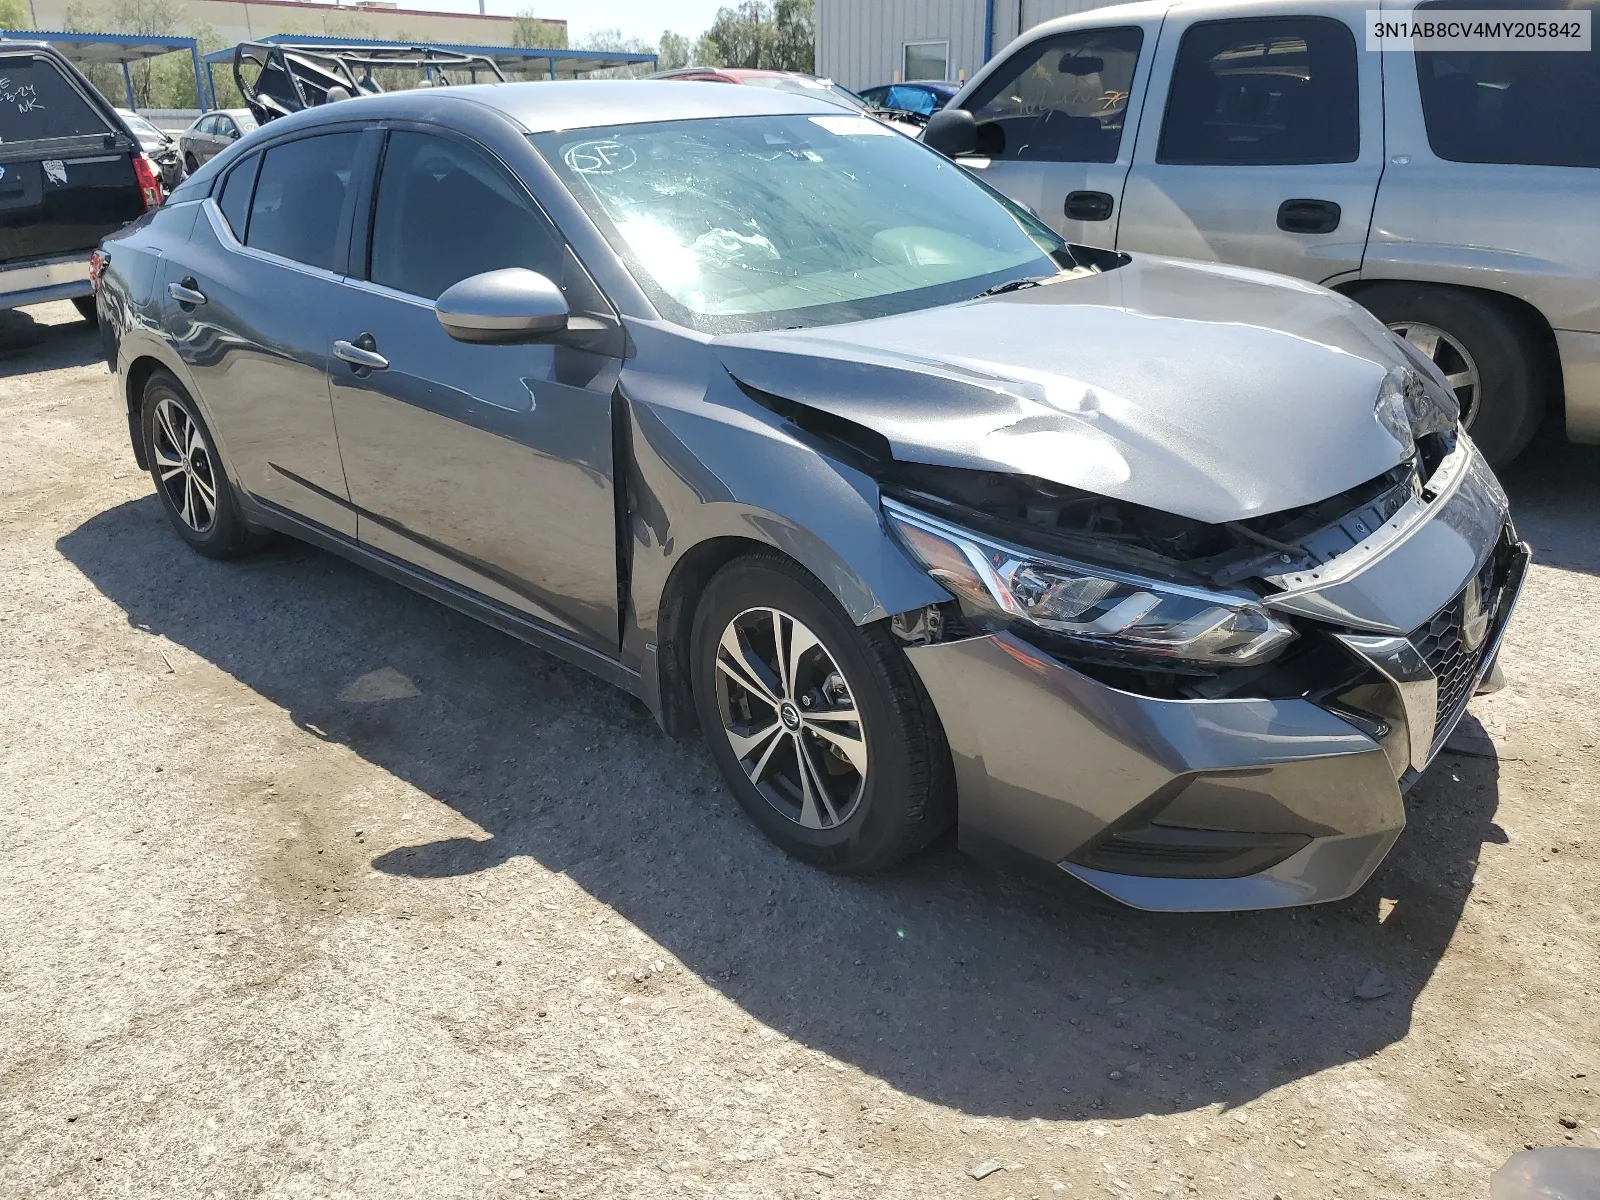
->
711, 255, 1415, 524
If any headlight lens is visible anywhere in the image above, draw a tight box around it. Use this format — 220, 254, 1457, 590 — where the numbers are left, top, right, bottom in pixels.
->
883, 499, 1297, 666
1375, 364, 1460, 454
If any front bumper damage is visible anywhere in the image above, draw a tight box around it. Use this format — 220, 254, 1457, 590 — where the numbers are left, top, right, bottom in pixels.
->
904, 440, 1529, 911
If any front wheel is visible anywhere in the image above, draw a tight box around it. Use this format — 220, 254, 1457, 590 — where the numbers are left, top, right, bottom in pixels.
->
690, 553, 953, 873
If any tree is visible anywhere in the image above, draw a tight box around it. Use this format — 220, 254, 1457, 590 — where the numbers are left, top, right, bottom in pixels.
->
658, 29, 690, 71
574, 27, 655, 79
704, 1, 771, 70
512, 8, 567, 50
63, 0, 124, 103
0, 0, 30, 31
771, 0, 814, 73
112, 0, 181, 106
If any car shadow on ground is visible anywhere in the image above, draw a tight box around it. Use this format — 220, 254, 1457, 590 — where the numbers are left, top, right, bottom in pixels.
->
58, 493, 1523, 1123
1498, 431, 1600, 578
0, 306, 103, 376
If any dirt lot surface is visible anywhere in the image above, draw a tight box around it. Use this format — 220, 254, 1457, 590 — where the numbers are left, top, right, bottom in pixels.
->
2, 300, 1598, 1199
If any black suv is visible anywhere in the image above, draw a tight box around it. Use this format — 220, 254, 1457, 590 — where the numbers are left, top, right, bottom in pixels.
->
1, 41, 162, 322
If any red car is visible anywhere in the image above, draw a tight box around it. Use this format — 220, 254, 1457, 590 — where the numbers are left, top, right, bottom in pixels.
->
648, 68, 920, 135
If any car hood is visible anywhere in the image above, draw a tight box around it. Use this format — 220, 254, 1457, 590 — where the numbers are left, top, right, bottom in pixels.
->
711, 255, 1414, 524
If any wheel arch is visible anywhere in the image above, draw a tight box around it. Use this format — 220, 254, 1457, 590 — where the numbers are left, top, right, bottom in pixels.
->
1334, 277, 1566, 428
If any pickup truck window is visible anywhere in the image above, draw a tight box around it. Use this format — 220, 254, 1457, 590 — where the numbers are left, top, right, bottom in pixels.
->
0, 52, 113, 144
966, 28, 1144, 163
1415, 0, 1599, 169
1158, 17, 1359, 166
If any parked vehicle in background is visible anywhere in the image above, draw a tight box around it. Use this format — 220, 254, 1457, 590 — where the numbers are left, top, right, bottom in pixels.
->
231, 42, 505, 127
0, 41, 162, 323
925, 0, 1600, 466
858, 81, 958, 124
179, 109, 258, 173
649, 68, 922, 134
117, 108, 185, 190
98, 82, 1525, 912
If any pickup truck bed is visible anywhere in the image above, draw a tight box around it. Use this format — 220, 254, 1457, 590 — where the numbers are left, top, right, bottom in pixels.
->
1, 43, 151, 310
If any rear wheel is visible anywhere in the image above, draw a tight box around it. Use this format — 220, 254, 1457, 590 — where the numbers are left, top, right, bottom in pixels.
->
690, 553, 953, 873
1356, 282, 1546, 467
140, 371, 269, 559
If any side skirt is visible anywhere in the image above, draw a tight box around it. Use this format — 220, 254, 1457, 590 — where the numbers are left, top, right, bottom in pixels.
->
249, 498, 643, 698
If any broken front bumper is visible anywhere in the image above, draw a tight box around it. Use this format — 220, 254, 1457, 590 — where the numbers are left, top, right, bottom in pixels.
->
903, 440, 1528, 913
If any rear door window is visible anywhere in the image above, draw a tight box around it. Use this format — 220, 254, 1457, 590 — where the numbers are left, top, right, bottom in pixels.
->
1158, 17, 1360, 165
1414, 0, 1599, 168
245, 132, 362, 272
217, 152, 259, 240
0, 52, 114, 144
967, 28, 1145, 163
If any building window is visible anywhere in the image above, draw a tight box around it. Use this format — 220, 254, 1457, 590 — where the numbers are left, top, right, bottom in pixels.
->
903, 41, 949, 83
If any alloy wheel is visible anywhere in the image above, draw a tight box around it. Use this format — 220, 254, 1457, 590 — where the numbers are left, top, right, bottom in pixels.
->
713, 606, 868, 831
151, 397, 218, 534
1387, 320, 1482, 429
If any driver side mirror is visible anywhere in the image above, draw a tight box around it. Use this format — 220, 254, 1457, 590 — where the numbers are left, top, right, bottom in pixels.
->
227, 127, 241, 140
436, 268, 570, 344
922, 107, 977, 157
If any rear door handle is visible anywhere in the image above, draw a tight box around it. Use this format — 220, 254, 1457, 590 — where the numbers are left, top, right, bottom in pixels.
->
1276, 198, 1342, 235
167, 279, 206, 306
1064, 190, 1115, 222
333, 336, 388, 372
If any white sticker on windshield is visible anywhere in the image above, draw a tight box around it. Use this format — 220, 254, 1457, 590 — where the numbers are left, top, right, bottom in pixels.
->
808, 115, 894, 136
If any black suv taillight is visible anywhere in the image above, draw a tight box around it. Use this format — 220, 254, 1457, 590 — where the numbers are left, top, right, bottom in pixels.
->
132, 154, 163, 211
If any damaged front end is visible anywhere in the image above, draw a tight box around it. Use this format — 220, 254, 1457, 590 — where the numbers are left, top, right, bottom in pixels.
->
741, 374, 1527, 910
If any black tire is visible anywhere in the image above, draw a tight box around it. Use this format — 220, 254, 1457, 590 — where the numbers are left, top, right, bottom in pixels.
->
690, 552, 953, 873
1355, 282, 1546, 467
184, 152, 199, 173
71, 295, 97, 324
140, 370, 269, 559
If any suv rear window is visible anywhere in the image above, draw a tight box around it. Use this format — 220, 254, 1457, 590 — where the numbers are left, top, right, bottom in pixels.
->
0, 53, 114, 144
1415, 0, 1599, 168
1158, 17, 1360, 165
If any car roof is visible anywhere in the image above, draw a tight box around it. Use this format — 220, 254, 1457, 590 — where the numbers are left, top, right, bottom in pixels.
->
253, 80, 842, 137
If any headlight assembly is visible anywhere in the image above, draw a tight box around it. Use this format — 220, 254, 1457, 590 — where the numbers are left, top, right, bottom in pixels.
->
883, 499, 1297, 667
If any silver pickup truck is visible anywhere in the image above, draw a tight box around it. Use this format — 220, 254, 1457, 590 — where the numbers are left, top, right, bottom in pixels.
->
925, 0, 1598, 466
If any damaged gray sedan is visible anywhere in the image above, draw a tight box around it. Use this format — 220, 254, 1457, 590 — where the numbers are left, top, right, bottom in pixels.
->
97, 82, 1527, 911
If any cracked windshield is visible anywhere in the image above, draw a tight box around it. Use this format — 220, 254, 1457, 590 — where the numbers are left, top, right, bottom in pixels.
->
533, 114, 1065, 331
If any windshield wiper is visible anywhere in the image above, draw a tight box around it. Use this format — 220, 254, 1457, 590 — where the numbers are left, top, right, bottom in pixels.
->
976, 275, 1054, 299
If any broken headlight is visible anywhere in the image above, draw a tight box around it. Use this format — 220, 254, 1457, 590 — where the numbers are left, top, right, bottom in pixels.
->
1375, 364, 1459, 455
883, 498, 1297, 667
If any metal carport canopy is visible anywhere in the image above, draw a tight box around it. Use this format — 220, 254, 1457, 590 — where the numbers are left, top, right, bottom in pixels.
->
0, 30, 207, 112
202, 33, 657, 86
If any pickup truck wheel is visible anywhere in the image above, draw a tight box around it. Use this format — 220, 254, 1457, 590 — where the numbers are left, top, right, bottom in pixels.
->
690, 553, 953, 874
71, 296, 97, 324
140, 371, 270, 559
1357, 283, 1545, 467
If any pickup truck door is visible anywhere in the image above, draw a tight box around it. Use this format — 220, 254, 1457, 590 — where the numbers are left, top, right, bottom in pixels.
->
1116, 4, 1384, 285
952, 17, 1158, 248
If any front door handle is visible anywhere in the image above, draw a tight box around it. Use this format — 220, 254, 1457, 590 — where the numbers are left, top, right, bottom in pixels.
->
333, 335, 388, 372
167, 278, 206, 306
1276, 198, 1342, 235
1064, 190, 1115, 222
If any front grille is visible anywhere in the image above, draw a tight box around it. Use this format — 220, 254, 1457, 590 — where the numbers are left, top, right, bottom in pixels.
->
1413, 557, 1500, 739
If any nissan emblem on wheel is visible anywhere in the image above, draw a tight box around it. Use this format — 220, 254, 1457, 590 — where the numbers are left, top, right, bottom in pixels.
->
94, 79, 1528, 911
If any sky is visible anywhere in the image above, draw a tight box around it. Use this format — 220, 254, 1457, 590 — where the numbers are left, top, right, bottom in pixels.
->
392, 0, 731, 45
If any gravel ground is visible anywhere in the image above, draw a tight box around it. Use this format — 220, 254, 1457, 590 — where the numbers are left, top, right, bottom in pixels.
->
2, 299, 1597, 1199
